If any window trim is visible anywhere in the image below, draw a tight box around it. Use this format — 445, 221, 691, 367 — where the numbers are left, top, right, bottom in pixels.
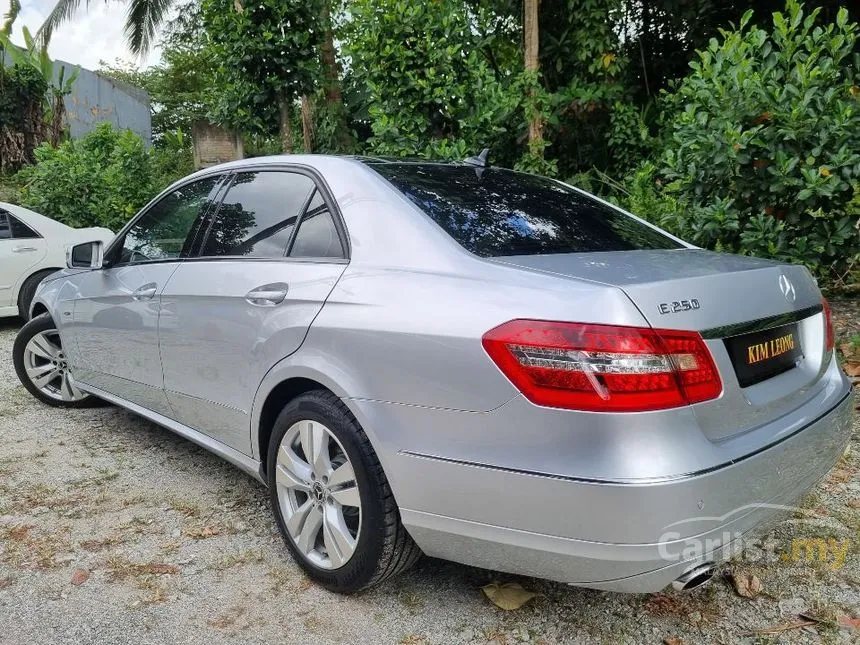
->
0, 209, 42, 240
191, 163, 350, 262
103, 172, 228, 268
287, 190, 344, 259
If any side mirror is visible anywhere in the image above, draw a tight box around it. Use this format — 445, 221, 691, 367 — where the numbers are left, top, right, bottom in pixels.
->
67, 240, 104, 269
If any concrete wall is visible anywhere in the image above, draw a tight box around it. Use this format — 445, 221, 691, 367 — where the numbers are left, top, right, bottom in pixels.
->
192, 121, 243, 168
3, 51, 152, 146
59, 61, 152, 147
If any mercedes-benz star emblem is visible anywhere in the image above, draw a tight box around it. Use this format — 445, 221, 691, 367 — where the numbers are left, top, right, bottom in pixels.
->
778, 274, 796, 303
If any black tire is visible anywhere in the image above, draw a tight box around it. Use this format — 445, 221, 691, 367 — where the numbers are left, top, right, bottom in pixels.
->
13, 314, 96, 408
17, 269, 58, 320
267, 390, 421, 593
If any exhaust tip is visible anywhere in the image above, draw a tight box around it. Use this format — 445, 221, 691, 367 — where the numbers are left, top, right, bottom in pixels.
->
671, 563, 715, 591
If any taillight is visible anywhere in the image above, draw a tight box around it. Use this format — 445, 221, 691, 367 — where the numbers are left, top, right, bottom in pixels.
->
482, 320, 722, 412
822, 297, 834, 351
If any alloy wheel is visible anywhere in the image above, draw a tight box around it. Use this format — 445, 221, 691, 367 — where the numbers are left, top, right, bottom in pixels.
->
22, 329, 87, 402
275, 420, 362, 569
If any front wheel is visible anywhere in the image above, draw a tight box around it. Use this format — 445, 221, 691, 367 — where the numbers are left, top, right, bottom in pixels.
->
13, 314, 95, 407
267, 390, 420, 592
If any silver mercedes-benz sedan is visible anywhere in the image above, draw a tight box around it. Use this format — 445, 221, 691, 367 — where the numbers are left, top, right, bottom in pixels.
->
13, 155, 854, 594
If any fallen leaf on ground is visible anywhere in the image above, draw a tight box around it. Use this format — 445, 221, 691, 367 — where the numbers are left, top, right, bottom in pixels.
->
848, 499, 860, 509
141, 563, 179, 575
744, 617, 819, 636
70, 568, 89, 586
185, 526, 220, 539
732, 572, 763, 598
838, 615, 860, 630
664, 637, 685, 645
481, 582, 538, 610
844, 361, 860, 377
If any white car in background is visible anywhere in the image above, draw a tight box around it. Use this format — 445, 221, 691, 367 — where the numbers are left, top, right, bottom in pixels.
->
0, 202, 114, 319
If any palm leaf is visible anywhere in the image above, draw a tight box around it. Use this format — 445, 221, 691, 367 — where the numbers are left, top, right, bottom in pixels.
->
124, 0, 174, 56
34, 0, 87, 49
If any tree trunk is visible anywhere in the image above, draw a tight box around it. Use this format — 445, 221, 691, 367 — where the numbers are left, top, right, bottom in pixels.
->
301, 94, 314, 153
524, 0, 543, 150
320, 0, 351, 151
279, 95, 293, 154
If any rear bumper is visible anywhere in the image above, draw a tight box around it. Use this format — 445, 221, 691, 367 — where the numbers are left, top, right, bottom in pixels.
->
377, 388, 854, 592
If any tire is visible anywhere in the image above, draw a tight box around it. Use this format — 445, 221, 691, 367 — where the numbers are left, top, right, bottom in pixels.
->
267, 390, 420, 593
13, 314, 95, 408
17, 269, 58, 320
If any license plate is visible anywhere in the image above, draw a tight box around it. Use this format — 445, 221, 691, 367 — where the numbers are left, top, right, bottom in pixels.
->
724, 322, 803, 388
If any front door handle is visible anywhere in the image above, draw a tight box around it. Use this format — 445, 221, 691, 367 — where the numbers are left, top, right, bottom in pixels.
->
12, 245, 37, 253
245, 282, 289, 306
131, 283, 158, 301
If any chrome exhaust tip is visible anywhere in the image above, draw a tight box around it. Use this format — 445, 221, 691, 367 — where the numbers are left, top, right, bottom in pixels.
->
671, 563, 716, 591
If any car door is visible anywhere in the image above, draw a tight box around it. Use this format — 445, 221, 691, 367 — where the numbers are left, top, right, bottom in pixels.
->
66, 176, 224, 415
159, 168, 348, 453
0, 209, 48, 310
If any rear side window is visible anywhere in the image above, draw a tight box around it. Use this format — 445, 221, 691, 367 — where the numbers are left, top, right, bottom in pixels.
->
370, 164, 681, 257
0, 211, 10, 239
0, 209, 39, 239
289, 190, 343, 258
201, 171, 314, 258
9, 214, 39, 238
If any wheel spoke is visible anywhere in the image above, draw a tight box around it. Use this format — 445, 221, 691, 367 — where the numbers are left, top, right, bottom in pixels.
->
330, 484, 360, 508
60, 373, 83, 401
328, 461, 355, 488
285, 498, 315, 538
300, 421, 332, 478
296, 504, 323, 555
30, 365, 59, 389
323, 504, 356, 567
276, 445, 313, 492
27, 335, 59, 360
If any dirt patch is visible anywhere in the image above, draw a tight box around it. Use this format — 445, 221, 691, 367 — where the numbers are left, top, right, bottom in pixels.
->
0, 305, 858, 645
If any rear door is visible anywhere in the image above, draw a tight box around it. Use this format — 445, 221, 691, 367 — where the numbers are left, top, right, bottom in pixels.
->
159, 167, 348, 454
0, 209, 48, 309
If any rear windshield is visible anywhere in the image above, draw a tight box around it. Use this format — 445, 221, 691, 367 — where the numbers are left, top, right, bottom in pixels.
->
370, 164, 682, 257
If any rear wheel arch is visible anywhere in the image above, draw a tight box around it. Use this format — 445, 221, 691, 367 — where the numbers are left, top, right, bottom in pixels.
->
258, 377, 336, 476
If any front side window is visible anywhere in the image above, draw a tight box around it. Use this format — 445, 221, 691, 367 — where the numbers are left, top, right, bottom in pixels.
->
118, 177, 219, 264
370, 163, 682, 257
200, 171, 315, 258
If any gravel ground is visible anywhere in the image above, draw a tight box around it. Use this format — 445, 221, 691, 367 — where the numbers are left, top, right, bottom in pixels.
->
1, 303, 858, 645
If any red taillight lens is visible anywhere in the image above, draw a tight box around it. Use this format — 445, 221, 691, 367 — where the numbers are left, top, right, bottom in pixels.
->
482, 320, 722, 412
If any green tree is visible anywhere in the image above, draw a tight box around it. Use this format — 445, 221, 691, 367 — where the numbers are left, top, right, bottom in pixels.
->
344, 0, 515, 160
649, 1, 859, 281
201, 0, 322, 152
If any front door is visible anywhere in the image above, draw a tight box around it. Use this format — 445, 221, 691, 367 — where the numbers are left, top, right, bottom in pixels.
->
68, 176, 222, 415
159, 170, 348, 453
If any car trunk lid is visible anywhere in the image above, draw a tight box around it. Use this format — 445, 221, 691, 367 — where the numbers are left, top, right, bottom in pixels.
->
492, 249, 829, 442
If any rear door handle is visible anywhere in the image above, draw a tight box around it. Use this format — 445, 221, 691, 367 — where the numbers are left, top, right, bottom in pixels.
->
245, 282, 289, 306
131, 283, 158, 301
12, 245, 37, 253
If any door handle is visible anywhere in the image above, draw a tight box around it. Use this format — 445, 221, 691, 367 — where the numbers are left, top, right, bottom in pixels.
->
12, 245, 37, 253
131, 283, 158, 301
245, 283, 289, 306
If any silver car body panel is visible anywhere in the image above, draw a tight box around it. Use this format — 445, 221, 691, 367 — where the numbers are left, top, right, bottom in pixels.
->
30, 155, 854, 592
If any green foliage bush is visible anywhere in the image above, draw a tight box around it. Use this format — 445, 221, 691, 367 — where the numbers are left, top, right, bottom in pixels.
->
644, 1, 859, 284
18, 123, 157, 232
343, 0, 516, 160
